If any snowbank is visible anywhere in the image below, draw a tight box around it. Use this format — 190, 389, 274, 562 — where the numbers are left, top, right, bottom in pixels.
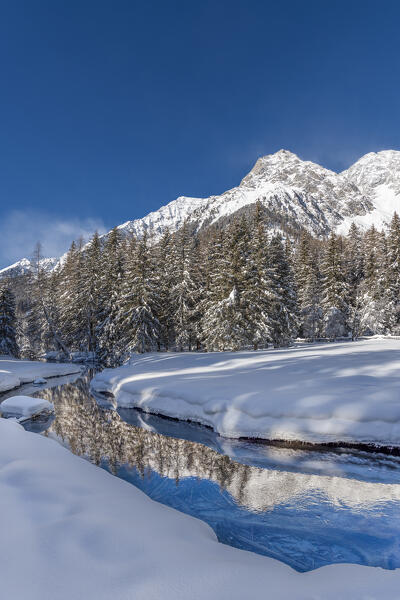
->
0, 418, 399, 599
0, 357, 81, 393
91, 339, 400, 446
0, 395, 54, 419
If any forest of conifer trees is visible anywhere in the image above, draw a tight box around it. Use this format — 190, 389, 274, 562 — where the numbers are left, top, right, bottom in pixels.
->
1, 201, 400, 366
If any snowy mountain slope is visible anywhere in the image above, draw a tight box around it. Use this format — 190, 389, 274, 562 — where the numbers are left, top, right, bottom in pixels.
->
0, 257, 57, 279
2, 149, 400, 276
338, 150, 400, 232
117, 149, 375, 239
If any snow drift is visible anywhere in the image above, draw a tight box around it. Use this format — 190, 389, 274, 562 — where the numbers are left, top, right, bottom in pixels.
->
0, 395, 54, 419
91, 338, 400, 447
1, 417, 400, 599
0, 357, 82, 394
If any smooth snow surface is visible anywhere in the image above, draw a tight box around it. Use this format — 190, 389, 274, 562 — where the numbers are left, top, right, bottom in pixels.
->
92, 339, 400, 446
0, 357, 81, 393
0, 395, 53, 418
1, 418, 399, 600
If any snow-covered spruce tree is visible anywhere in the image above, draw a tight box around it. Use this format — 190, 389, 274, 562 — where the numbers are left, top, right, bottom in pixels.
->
189, 234, 206, 350
169, 222, 199, 351
118, 231, 160, 355
80, 231, 103, 354
345, 223, 364, 291
385, 212, 400, 332
200, 228, 227, 349
98, 227, 125, 365
58, 240, 85, 352
357, 226, 387, 335
41, 270, 64, 353
17, 277, 43, 359
202, 218, 252, 351
17, 311, 36, 359
30, 242, 70, 358
295, 232, 323, 340
0, 286, 19, 356
344, 223, 364, 340
267, 233, 298, 346
244, 201, 275, 349
155, 229, 175, 350
321, 233, 349, 339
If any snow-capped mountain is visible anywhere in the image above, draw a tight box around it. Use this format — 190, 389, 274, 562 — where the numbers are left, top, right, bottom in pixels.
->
116, 149, 399, 240
0, 257, 58, 279
337, 150, 400, 232
1, 149, 400, 278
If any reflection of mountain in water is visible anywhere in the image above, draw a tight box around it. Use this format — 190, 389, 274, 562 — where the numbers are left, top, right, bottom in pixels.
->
37, 378, 400, 513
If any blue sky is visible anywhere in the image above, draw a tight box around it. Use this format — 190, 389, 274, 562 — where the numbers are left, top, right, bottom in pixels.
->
0, 0, 399, 266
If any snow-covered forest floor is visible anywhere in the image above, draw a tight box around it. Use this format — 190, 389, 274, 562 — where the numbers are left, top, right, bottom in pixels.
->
92, 338, 400, 447
0, 356, 82, 393
1, 417, 399, 600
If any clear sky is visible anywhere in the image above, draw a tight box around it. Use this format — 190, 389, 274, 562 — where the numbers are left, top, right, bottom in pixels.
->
0, 0, 400, 266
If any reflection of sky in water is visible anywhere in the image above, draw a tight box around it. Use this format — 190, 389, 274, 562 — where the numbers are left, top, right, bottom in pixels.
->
6, 372, 400, 572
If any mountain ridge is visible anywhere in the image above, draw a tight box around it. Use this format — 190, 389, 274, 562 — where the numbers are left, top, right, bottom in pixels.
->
115, 148, 400, 240
2, 149, 400, 278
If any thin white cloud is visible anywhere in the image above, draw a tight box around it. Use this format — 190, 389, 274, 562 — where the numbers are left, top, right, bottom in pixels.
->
0, 210, 107, 268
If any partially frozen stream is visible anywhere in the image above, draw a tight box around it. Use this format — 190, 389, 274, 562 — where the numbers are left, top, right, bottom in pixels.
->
2, 371, 400, 572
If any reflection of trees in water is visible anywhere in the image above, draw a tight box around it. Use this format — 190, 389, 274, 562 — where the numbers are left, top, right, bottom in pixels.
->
39, 377, 400, 513
40, 377, 244, 498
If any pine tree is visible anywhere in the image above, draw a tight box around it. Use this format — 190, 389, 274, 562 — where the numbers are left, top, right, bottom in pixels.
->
155, 229, 175, 350
58, 240, 85, 353
189, 235, 206, 350
385, 212, 400, 332
98, 228, 125, 365
245, 202, 275, 349
41, 270, 63, 352
0, 287, 19, 356
119, 232, 160, 355
358, 226, 387, 334
30, 242, 70, 357
18, 311, 36, 359
295, 232, 322, 340
202, 218, 251, 351
268, 233, 298, 346
81, 231, 103, 355
344, 223, 364, 340
170, 223, 198, 351
345, 223, 364, 291
321, 233, 349, 339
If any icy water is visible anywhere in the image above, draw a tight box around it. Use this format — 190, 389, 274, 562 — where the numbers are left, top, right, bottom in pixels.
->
3, 371, 400, 572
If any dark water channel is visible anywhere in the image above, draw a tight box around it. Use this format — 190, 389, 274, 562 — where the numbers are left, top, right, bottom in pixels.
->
2, 371, 400, 572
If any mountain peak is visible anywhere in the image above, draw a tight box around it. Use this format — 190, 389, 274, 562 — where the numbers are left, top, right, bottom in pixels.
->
240, 149, 333, 189
2, 149, 400, 278
272, 148, 299, 158
341, 149, 400, 196
0, 257, 58, 279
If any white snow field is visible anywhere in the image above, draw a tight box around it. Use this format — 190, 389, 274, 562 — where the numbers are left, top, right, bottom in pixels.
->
91, 338, 400, 447
0, 418, 399, 600
0, 395, 53, 419
0, 357, 81, 393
